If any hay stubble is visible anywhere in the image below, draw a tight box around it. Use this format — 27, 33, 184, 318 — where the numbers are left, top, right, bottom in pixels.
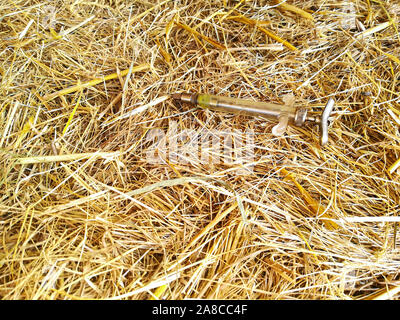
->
1, 0, 400, 299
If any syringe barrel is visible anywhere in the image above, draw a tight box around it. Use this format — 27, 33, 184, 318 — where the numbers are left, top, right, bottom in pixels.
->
196, 94, 302, 124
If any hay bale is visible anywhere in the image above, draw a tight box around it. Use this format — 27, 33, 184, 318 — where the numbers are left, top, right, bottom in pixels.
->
1, 0, 399, 299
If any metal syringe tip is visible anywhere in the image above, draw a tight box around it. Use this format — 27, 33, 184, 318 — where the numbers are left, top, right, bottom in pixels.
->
172, 93, 197, 104
172, 93, 182, 100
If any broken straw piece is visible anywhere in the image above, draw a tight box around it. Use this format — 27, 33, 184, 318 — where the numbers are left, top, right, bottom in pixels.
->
273, 0, 314, 21
389, 158, 400, 174
231, 15, 298, 51
43, 64, 150, 101
356, 21, 391, 39
16, 152, 120, 165
174, 21, 227, 50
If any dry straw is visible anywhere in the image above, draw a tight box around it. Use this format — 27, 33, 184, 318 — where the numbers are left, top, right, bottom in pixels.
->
1, 0, 400, 300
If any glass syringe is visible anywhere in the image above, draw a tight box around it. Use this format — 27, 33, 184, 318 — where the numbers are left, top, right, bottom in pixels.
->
172, 93, 335, 146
